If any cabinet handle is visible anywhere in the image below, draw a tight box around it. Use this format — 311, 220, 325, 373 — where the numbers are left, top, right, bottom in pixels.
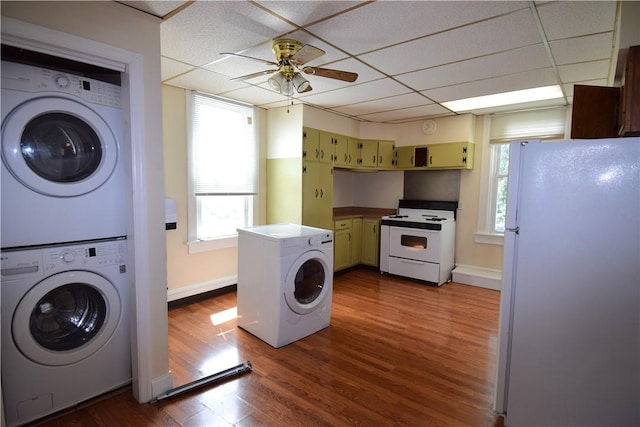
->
348, 155, 351, 163
378, 155, 382, 163
315, 189, 319, 198
316, 148, 320, 159
320, 188, 324, 198
463, 157, 467, 163
344, 154, 348, 162
302, 165, 307, 173
410, 155, 413, 164
429, 155, 433, 165
320, 149, 324, 159
372, 155, 376, 163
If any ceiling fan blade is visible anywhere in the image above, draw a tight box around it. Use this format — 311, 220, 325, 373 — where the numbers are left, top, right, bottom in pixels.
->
221, 52, 278, 67
303, 67, 358, 83
231, 69, 278, 81
291, 44, 325, 65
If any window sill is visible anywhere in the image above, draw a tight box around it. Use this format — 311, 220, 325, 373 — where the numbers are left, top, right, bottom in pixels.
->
187, 235, 238, 254
474, 232, 504, 246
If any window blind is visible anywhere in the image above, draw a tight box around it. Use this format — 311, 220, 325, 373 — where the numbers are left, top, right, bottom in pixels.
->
490, 107, 567, 143
191, 92, 257, 195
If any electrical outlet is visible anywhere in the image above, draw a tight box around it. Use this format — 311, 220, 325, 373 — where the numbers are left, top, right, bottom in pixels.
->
458, 201, 464, 209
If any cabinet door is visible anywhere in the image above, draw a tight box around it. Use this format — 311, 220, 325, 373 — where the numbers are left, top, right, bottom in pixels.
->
318, 131, 335, 164
377, 140, 395, 169
361, 218, 380, 266
303, 127, 320, 161
334, 221, 352, 271
302, 161, 333, 230
427, 142, 474, 169
395, 146, 415, 168
334, 134, 350, 167
360, 139, 378, 168
351, 218, 362, 265
347, 137, 360, 167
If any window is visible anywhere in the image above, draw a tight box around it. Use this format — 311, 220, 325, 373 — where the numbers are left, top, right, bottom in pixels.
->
187, 92, 257, 251
476, 108, 567, 245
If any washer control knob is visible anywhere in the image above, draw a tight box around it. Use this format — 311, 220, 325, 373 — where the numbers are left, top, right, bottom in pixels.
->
61, 250, 75, 263
54, 75, 70, 89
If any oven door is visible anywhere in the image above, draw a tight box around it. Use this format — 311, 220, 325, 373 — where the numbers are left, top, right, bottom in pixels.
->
389, 226, 441, 263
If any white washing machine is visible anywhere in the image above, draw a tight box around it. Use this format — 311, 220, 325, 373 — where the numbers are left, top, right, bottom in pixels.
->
1, 59, 127, 248
1, 237, 131, 426
237, 224, 333, 348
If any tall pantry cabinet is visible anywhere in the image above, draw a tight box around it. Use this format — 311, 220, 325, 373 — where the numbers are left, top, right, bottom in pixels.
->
266, 107, 336, 232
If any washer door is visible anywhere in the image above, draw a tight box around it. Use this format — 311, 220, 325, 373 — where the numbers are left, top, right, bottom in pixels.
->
1, 96, 118, 197
12, 270, 121, 366
284, 250, 332, 315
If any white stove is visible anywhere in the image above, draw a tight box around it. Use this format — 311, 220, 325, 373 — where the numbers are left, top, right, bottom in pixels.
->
380, 200, 457, 286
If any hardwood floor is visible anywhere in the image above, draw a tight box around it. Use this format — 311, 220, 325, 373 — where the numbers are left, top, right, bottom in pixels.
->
35, 269, 505, 426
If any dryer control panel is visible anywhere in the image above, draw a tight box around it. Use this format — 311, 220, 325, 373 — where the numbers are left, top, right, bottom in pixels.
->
1, 60, 121, 108
1, 238, 127, 279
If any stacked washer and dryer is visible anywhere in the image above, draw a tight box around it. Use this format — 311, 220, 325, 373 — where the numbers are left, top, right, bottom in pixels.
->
1, 53, 131, 426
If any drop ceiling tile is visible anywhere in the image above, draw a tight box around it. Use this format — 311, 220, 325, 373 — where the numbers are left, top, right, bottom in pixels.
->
357, 103, 451, 123
161, 1, 296, 67
557, 59, 611, 83
332, 92, 432, 117
306, 1, 528, 55
396, 44, 549, 91
359, 8, 542, 76
423, 67, 558, 102
218, 85, 291, 107
299, 78, 411, 108
119, 0, 188, 18
161, 57, 196, 81
536, 1, 617, 41
550, 32, 615, 66
255, 1, 364, 26
164, 67, 250, 95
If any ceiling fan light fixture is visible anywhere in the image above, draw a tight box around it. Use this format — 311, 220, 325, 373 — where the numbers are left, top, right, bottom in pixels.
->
292, 73, 310, 93
268, 73, 285, 92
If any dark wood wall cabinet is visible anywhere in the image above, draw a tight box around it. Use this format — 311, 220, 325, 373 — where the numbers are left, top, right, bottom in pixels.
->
570, 45, 639, 138
620, 45, 640, 136
570, 85, 620, 139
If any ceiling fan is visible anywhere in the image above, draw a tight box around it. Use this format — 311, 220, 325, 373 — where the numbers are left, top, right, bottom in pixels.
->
221, 39, 358, 96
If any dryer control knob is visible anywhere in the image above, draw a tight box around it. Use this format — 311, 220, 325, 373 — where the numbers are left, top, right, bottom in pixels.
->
54, 75, 70, 89
61, 250, 75, 263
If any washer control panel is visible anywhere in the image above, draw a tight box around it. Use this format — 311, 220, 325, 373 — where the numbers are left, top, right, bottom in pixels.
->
1, 238, 127, 279
1, 60, 121, 108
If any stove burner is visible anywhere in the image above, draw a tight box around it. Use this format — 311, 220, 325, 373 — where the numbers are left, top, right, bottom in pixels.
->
388, 215, 408, 218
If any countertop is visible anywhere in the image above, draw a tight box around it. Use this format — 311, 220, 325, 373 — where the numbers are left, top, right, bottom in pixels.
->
333, 206, 396, 221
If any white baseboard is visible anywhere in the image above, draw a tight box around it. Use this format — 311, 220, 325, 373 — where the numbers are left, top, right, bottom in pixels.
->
167, 275, 237, 302
452, 264, 502, 291
151, 371, 174, 399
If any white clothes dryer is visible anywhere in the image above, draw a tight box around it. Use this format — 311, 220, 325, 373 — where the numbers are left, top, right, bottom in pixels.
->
1, 237, 131, 426
237, 224, 333, 348
1, 60, 127, 248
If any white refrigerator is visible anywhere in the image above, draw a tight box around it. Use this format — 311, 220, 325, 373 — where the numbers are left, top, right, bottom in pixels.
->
495, 137, 640, 426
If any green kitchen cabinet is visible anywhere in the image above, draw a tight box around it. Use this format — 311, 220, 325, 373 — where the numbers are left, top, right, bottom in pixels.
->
361, 218, 380, 267
332, 133, 351, 167
303, 127, 333, 163
358, 139, 379, 168
350, 218, 362, 266
377, 140, 395, 169
302, 160, 333, 230
334, 219, 352, 271
426, 142, 474, 169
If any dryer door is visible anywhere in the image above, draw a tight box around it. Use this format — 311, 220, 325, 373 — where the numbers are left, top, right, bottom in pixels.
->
12, 270, 121, 366
1, 96, 118, 197
284, 249, 332, 315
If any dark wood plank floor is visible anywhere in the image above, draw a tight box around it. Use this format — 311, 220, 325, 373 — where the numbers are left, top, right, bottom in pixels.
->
35, 268, 505, 426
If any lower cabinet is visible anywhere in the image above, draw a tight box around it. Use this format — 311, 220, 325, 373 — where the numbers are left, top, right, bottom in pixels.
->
334, 217, 380, 271
361, 218, 380, 267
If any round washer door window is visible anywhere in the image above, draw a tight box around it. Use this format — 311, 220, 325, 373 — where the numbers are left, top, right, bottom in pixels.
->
284, 250, 332, 315
1, 97, 118, 197
12, 271, 121, 366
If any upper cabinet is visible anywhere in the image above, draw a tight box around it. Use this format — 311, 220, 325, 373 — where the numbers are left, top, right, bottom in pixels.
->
426, 142, 474, 169
303, 128, 333, 163
620, 45, 640, 136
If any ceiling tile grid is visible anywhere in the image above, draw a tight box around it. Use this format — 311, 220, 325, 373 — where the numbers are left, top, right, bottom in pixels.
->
122, 0, 626, 123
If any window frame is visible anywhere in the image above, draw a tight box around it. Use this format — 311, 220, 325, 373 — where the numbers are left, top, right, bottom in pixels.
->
185, 91, 259, 253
